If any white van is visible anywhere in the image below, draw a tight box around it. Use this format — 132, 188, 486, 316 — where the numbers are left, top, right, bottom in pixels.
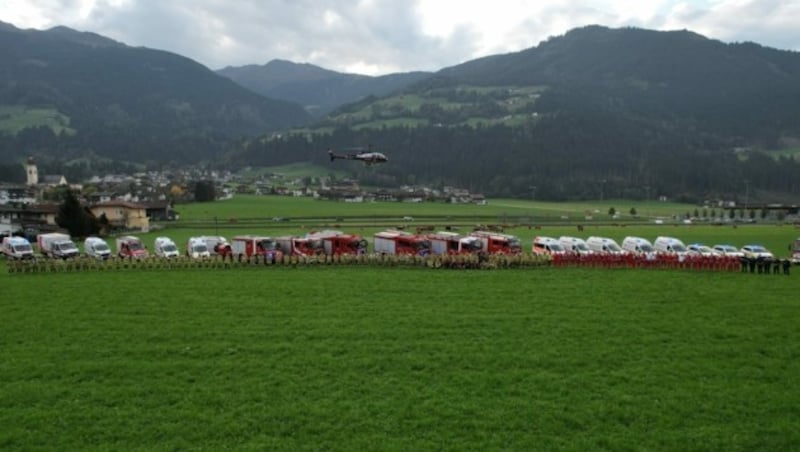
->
154, 237, 180, 258
532, 236, 566, 255
653, 236, 688, 255
559, 236, 593, 255
186, 237, 211, 258
586, 236, 624, 254
84, 237, 112, 260
2, 236, 35, 260
622, 236, 655, 254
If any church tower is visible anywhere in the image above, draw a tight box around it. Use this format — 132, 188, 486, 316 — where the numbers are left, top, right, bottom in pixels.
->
25, 157, 38, 186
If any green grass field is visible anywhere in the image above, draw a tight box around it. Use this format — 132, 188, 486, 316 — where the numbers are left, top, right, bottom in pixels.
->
2, 267, 798, 449
0, 105, 75, 135
155, 196, 797, 258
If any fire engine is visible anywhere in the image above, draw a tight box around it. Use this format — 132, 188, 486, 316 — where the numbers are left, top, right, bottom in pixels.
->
231, 235, 283, 261
116, 235, 149, 259
276, 235, 321, 256
321, 233, 368, 255
374, 230, 431, 256
469, 230, 522, 254
427, 232, 483, 255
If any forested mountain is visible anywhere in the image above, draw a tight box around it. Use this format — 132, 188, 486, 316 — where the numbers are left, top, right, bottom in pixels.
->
217, 59, 430, 117
238, 26, 799, 201
1, 21, 799, 201
0, 21, 311, 164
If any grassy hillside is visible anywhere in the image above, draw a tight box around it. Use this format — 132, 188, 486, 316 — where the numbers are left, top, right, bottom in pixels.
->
2, 267, 798, 449
314, 85, 545, 131
0, 105, 75, 135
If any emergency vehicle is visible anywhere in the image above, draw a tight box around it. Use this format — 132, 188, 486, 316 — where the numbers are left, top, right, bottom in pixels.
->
2, 236, 34, 260
559, 236, 593, 255
427, 232, 483, 255
532, 236, 566, 255
186, 237, 211, 258
116, 235, 149, 259
653, 236, 688, 255
231, 235, 283, 261
316, 232, 368, 256
37, 233, 79, 259
154, 237, 180, 258
469, 230, 522, 254
276, 235, 320, 256
374, 230, 431, 255
586, 236, 625, 254
84, 237, 112, 260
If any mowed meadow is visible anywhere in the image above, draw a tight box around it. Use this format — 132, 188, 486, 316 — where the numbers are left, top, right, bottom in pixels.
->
2, 195, 800, 449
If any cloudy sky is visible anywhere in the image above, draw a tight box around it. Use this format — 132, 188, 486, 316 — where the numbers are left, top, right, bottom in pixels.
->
2, 0, 799, 75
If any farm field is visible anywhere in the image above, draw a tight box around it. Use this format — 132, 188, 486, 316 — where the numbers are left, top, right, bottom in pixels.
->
2, 267, 798, 449
147, 196, 798, 258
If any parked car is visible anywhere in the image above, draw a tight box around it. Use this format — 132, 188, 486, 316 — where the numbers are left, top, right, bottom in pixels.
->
740, 244, 774, 260
712, 244, 743, 257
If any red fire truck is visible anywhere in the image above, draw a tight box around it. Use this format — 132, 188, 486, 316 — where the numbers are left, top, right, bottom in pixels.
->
231, 235, 283, 261
276, 236, 320, 256
427, 232, 483, 255
116, 235, 149, 259
469, 230, 522, 254
374, 230, 431, 256
323, 233, 368, 255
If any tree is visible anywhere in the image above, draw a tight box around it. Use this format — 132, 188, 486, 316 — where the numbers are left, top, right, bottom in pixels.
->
629, 207, 637, 216
194, 180, 216, 202
608, 207, 616, 216
56, 189, 98, 238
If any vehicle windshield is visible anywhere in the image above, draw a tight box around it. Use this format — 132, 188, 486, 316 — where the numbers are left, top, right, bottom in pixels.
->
260, 240, 278, 251
415, 240, 431, 251
193, 244, 208, 253
14, 244, 32, 252
549, 243, 565, 252
607, 243, 622, 252
672, 244, 687, 252
793, 240, 800, 251
508, 238, 522, 251
575, 243, 590, 251
62, 241, 78, 251
127, 241, 143, 251
639, 244, 654, 252
95, 244, 110, 252
463, 239, 482, 251
749, 246, 767, 252
717, 245, 736, 252
163, 244, 178, 253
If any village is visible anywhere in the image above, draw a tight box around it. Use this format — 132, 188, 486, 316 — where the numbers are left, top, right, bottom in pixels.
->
0, 158, 489, 238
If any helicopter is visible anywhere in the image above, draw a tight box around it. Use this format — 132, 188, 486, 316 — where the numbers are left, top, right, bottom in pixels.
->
327, 145, 388, 165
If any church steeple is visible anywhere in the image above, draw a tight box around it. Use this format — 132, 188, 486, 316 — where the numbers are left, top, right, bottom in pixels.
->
25, 157, 38, 186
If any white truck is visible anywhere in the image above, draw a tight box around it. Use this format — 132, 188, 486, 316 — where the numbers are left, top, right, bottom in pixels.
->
186, 237, 211, 259
84, 237, 112, 260
621, 236, 656, 255
2, 236, 35, 260
586, 236, 625, 254
196, 235, 230, 256
653, 236, 688, 255
37, 232, 80, 259
154, 236, 180, 258
558, 236, 593, 255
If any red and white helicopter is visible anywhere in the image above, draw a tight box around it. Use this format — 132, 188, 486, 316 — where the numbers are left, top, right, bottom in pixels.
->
327, 145, 388, 165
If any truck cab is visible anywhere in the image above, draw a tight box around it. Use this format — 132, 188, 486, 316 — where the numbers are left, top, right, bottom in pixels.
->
2, 236, 35, 260
154, 237, 180, 258
84, 237, 112, 260
116, 235, 149, 259
186, 237, 211, 258
532, 236, 566, 255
